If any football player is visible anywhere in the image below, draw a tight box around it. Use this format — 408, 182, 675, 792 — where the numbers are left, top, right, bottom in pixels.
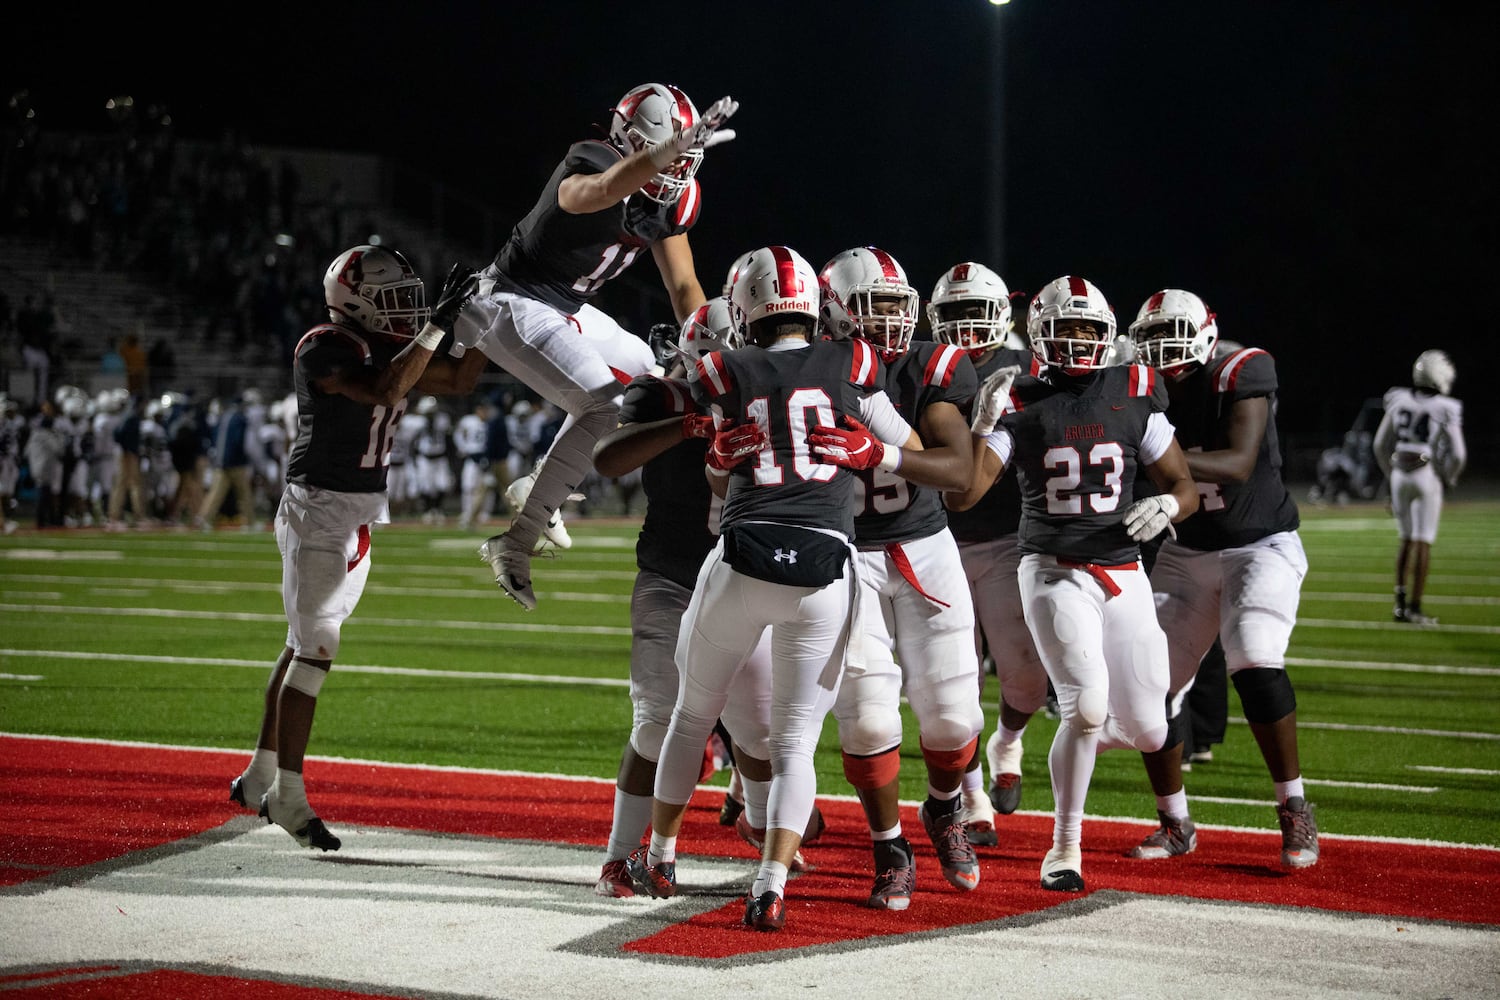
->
635, 246, 918, 932
455, 396, 498, 530
1126, 288, 1318, 868
948, 276, 1199, 892
460, 83, 739, 610
930, 262, 1047, 842
1372, 349, 1465, 625
811, 247, 984, 909
228, 246, 485, 851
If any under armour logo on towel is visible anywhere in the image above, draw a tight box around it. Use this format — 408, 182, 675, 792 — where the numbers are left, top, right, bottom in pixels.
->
773, 548, 798, 564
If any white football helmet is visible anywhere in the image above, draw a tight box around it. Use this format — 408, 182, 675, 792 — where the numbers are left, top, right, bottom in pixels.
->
927, 262, 1014, 352
729, 246, 821, 343
1128, 289, 1219, 378
1027, 275, 1117, 375
416, 395, 439, 416
1412, 349, 1456, 395
818, 246, 920, 355
723, 249, 755, 296
677, 295, 741, 361
609, 83, 701, 205
324, 245, 430, 338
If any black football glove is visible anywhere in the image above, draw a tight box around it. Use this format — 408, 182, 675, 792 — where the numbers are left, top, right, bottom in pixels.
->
648, 322, 679, 368
431, 263, 480, 332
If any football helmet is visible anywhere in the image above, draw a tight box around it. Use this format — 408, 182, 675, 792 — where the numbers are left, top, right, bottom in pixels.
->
723, 249, 756, 296
677, 295, 742, 361
927, 262, 1014, 353
1128, 289, 1219, 378
416, 395, 439, 416
1026, 275, 1116, 375
609, 83, 701, 205
730, 246, 821, 343
324, 245, 430, 338
1412, 349, 1456, 395
818, 246, 920, 355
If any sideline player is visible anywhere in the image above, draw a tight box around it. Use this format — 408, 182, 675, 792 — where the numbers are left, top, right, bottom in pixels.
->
458, 83, 738, 610
1125, 288, 1318, 868
1372, 349, 1465, 625
228, 246, 484, 850
813, 247, 983, 909
947, 275, 1199, 892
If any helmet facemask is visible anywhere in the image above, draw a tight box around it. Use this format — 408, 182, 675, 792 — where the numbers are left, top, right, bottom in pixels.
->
847, 287, 920, 358
1133, 316, 1215, 379
1032, 318, 1112, 375
931, 298, 1009, 352
324, 246, 430, 338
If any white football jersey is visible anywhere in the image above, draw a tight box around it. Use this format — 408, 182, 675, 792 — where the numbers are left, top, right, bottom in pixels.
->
1377, 386, 1465, 484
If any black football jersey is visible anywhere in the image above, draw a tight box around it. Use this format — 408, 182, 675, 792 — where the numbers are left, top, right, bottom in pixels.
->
285, 323, 408, 493
617, 373, 719, 588
852, 342, 977, 547
945, 347, 1039, 543
692, 338, 884, 539
1002, 364, 1170, 565
494, 141, 701, 315
1168, 347, 1300, 549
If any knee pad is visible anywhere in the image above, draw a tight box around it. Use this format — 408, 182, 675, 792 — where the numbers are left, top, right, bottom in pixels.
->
1232, 667, 1296, 724
282, 658, 328, 697
836, 705, 903, 759
842, 747, 901, 790
1071, 686, 1108, 734
630, 719, 669, 763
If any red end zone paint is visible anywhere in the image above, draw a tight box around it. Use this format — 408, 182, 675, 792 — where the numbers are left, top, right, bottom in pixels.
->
2, 968, 403, 999
3, 735, 1498, 963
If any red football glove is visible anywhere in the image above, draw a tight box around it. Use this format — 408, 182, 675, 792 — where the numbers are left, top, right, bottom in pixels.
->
707, 419, 767, 472
808, 416, 890, 471
681, 413, 715, 440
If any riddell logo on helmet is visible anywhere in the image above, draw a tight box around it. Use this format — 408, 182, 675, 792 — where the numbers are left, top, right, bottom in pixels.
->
766, 301, 814, 313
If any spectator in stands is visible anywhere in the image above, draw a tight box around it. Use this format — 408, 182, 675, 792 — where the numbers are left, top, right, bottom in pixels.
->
147, 337, 177, 392
99, 337, 127, 378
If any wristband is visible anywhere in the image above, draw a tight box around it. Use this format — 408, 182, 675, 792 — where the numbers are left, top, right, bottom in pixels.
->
877, 445, 902, 473
414, 323, 444, 351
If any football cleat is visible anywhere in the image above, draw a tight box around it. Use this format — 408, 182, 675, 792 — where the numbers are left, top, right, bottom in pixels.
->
258, 793, 341, 852
719, 793, 745, 827
1394, 607, 1439, 625
988, 772, 1023, 816
1127, 810, 1198, 860
479, 532, 536, 611
801, 805, 827, 846
866, 836, 916, 910
594, 854, 640, 898
1276, 796, 1320, 868
742, 890, 786, 932
503, 470, 578, 551
1040, 844, 1084, 893
734, 812, 810, 872
229, 773, 269, 813
961, 787, 998, 847
919, 801, 980, 891
625, 849, 677, 898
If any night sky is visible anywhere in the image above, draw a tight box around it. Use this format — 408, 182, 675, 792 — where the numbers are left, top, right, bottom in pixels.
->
9, 2, 1497, 469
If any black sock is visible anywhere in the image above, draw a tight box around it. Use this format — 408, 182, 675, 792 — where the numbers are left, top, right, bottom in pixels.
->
924, 793, 961, 818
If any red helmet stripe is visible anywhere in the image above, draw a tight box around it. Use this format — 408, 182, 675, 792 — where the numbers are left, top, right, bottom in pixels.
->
868, 247, 901, 281
1067, 275, 1089, 298
770, 246, 802, 298
617, 86, 654, 117
951, 263, 973, 281
1146, 291, 1167, 313
663, 84, 695, 126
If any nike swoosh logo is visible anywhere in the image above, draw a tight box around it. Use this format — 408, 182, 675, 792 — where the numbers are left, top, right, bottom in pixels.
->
1111, 405, 1126, 410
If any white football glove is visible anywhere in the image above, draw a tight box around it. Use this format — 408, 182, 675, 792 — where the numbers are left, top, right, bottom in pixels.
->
647, 96, 740, 168
1122, 494, 1180, 542
970, 364, 1022, 436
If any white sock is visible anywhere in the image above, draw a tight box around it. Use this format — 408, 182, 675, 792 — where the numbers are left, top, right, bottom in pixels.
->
961, 766, 983, 794
870, 823, 903, 842
741, 775, 770, 829
1156, 789, 1189, 820
1275, 778, 1305, 804
273, 768, 306, 807
751, 860, 789, 899
648, 831, 676, 867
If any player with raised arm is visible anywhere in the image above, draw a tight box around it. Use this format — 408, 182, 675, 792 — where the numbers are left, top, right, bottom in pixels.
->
455, 83, 738, 610
948, 276, 1199, 892
228, 246, 484, 851
633, 246, 917, 932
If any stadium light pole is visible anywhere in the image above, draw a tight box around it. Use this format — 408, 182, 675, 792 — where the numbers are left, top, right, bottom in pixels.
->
987, 0, 1010, 276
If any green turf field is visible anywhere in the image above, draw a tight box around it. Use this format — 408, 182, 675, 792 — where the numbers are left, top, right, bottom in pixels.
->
2, 498, 1496, 847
